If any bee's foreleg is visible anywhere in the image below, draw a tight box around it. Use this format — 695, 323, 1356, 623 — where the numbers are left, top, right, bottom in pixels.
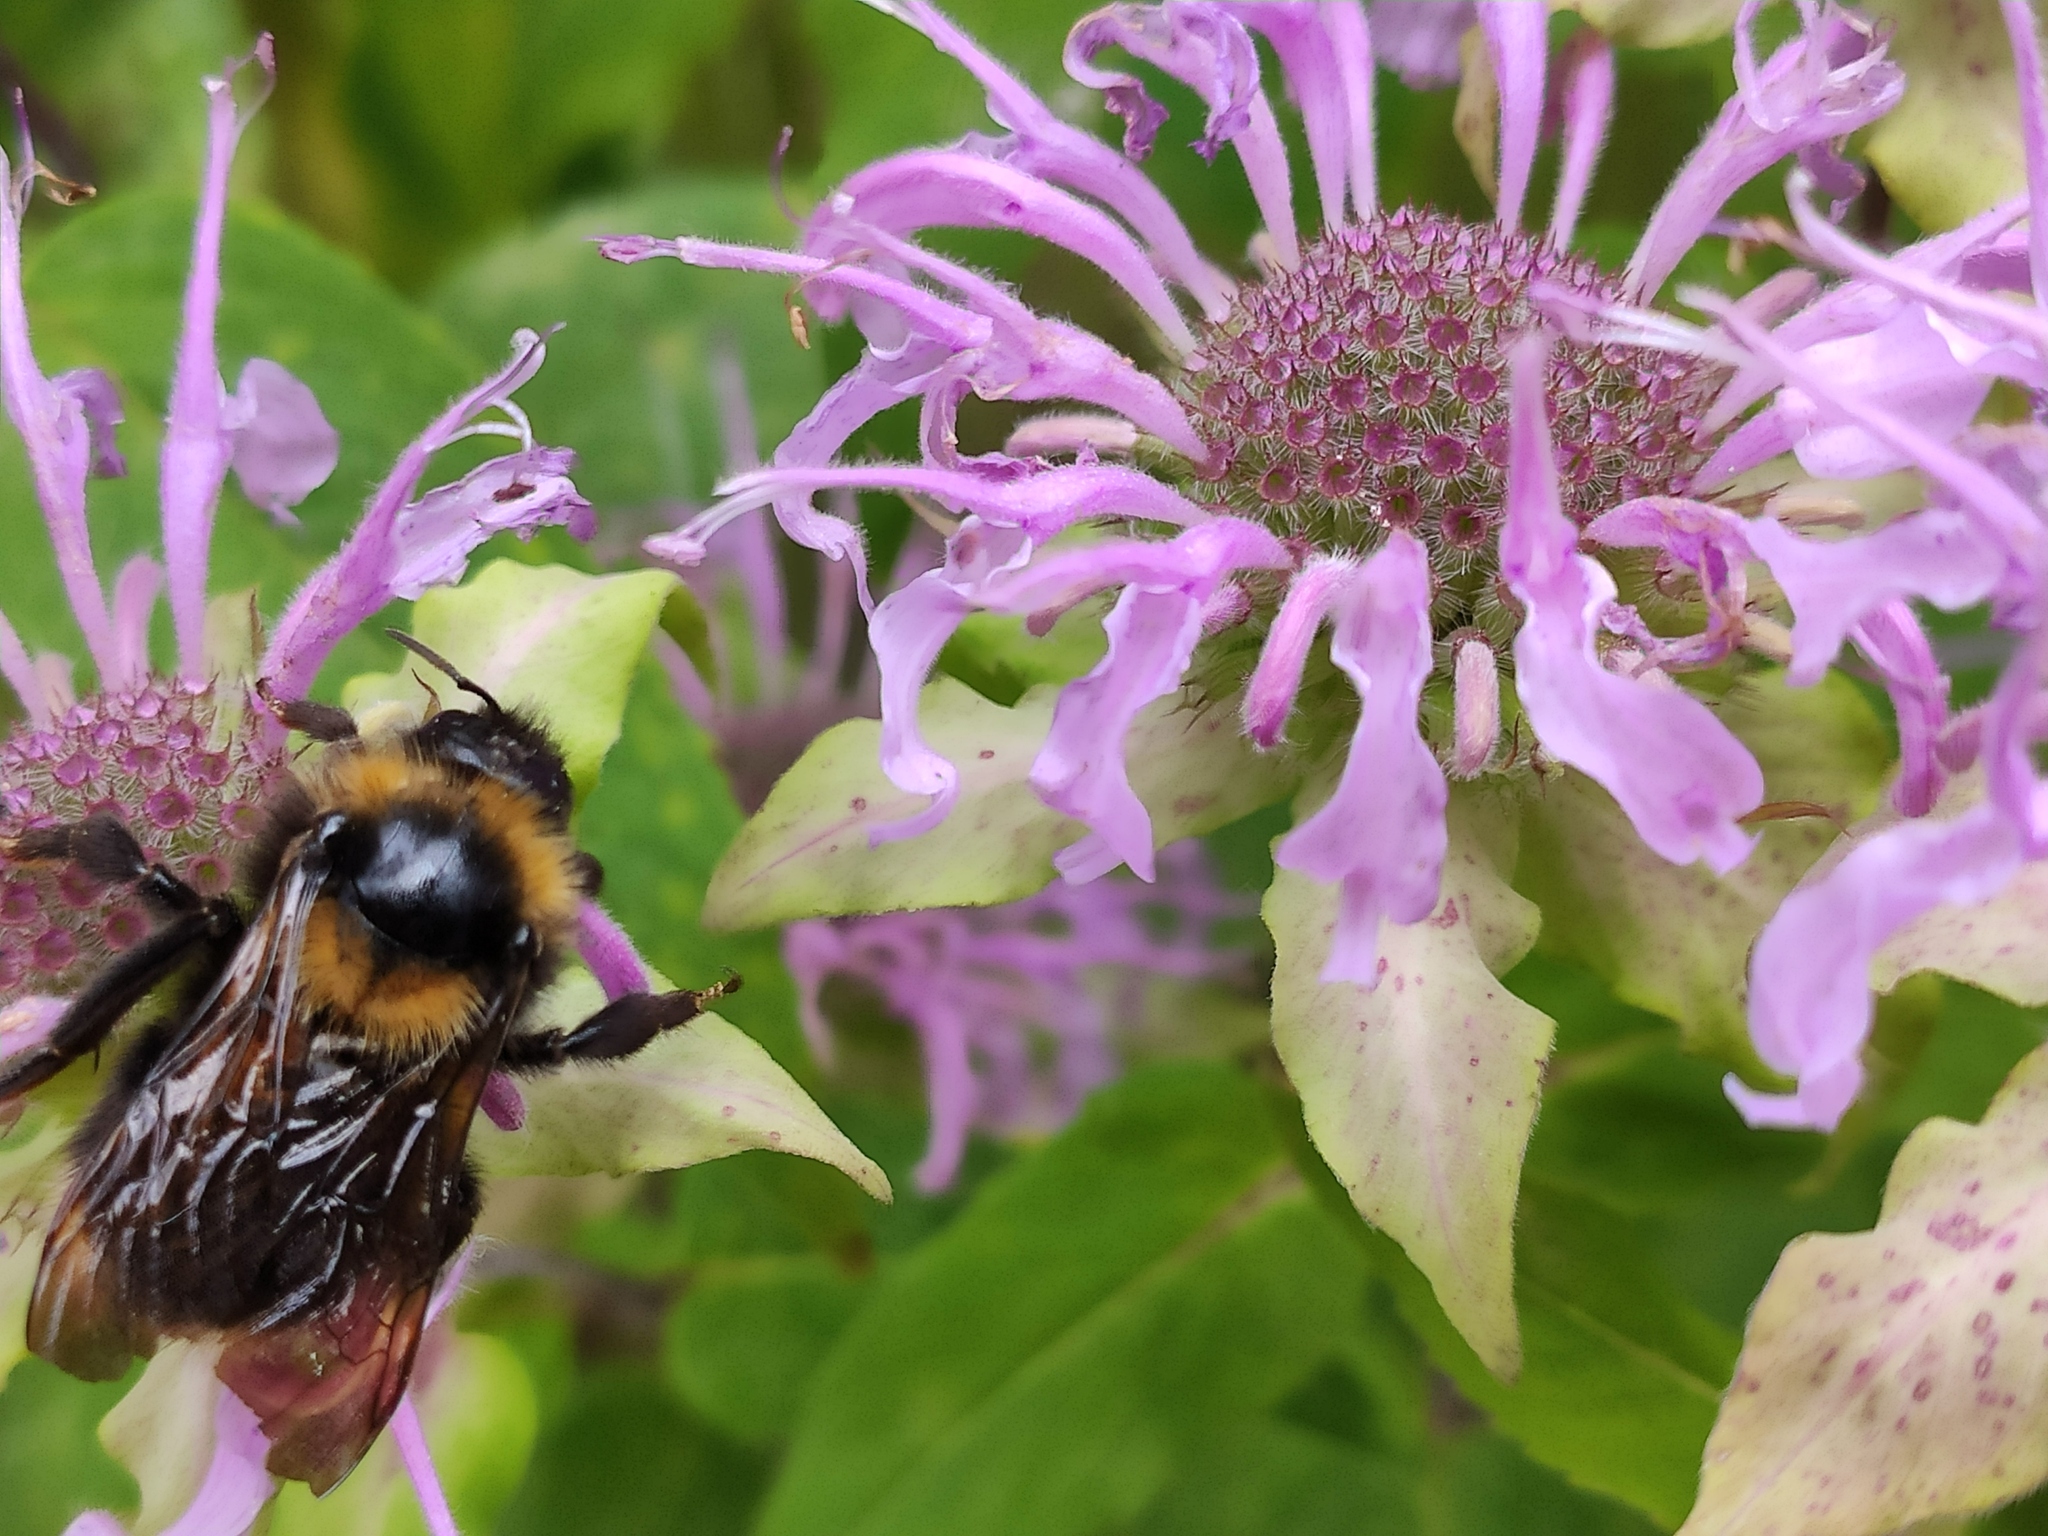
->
0, 901, 237, 1105
8, 812, 226, 918
499, 973, 743, 1072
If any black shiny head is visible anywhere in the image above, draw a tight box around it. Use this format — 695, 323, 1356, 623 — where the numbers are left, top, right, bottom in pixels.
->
387, 630, 573, 823
318, 808, 520, 968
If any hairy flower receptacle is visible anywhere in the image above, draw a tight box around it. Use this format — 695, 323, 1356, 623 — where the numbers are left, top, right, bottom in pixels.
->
1181, 211, 1726, 660
0, 684, 282, 1001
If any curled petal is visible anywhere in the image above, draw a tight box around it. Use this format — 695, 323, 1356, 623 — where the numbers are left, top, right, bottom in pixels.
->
1065, 3, 1298, 265
1224, 2, 1376, 226
55, 368, 125, 477
1586, 494, 1755, 668
261, 330, 584, 702
224, 359, 340, 524
385, 448, 590, 600
1851, 602, 1951, 817
1241, 554, 1354, 748
1735, 803, 2024, 1130
1743, 509, 2008, 685
1500, 335, 1762, 872
1033, 585, 1207, 882
1627, 3, 1903, 296
64, 1383, 277, 1536
1273, 532, 1447, 985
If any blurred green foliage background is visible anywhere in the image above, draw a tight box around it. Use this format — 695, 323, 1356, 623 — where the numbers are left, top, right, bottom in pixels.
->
1, 1, 2045, 1533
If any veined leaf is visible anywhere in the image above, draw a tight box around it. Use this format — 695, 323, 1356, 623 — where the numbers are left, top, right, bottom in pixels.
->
1865, 0, 2027, 230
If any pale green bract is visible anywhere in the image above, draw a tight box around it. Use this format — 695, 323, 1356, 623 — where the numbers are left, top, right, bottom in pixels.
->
705, 677, 1295, 929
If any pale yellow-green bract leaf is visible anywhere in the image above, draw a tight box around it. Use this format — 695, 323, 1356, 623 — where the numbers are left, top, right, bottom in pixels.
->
1556, 0, 1742, 48
267, 1330, 539, 1536
101, 1342, 228, 1536
0, 1108, 72, 1390
474, 972, 891, 1201
1865, 0, 2027, 230
1871, 769, 2048, 1005
1266, 793, 1551, 1379
705, 677, 1295, 929
1518, 672, 1890, 1060
1683, 1044, 2048, 1535
341, 559, 682, 796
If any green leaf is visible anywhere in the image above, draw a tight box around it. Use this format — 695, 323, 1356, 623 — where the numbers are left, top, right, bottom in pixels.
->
938, 603, 1110, 708
1865, 0, 2028, 231
98, 1342, 218, 1536
0, 1355, 137, 1536
1518, 671, 1891, 1061
1556, 0, 1743, 48
430, 178, 829, 512
1267, 789, 1550, 1379
707, 678, 1296, 928
756, 1063, 1365, 1536
268, 1330, 539, 1536
1682, 1043, 2048, 1535
663, 1254, 869, 1444
6, 191, 480, 676
341, 561, 680, 797
1360, 1181, 1738, 1530
1124, 1419, 1418, 1536
474, 970, 890, 1201
0, 1106, 75, 1391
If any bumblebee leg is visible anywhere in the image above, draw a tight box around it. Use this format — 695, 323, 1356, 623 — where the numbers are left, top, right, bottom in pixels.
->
10, 812, 212, 916
499, 973, 742, 1072
0, 900, 238, 1105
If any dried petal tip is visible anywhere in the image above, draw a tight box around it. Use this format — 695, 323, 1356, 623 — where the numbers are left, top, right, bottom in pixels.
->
1450, 635, 1500, 778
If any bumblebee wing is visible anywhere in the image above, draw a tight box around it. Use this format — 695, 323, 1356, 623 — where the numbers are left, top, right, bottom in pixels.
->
214, 956, 533, 1494
28, 838, 334, 1381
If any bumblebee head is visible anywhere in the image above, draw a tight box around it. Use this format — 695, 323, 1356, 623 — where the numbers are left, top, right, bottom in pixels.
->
388, 630, 574, 824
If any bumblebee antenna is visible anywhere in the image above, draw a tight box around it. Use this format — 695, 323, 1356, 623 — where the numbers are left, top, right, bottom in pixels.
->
385, 629, 504, 715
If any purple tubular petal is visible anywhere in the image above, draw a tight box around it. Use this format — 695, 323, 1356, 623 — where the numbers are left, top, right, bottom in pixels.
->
0, 605, 47, 726
2000, 0, 2048, 319
1583, 496, 1753, 668
0, 146, 117, 681
1500, 334, 1763, 871
1226, 2, 1371, 226
1033, 585, 1208, 883
578, 900, 651, 1001
480, 1072, 525, 1132
1549, 29, 1614, 249
108, 554, 161, 693
1980, 619, 2048, 852
1851, 601, 1951, 817
1369, 1, 1474, 89
712, 462, 1213, 539
384, 448, 588, 600
1743, 510, 2007, 684
391, 1396, 461, 1536
156, 1387, 274, 1536
261, 330, 584, 702
1451, 636, 1500, 778
1065, 3, 1298, 266
867, 553, 999, 844
162, 41, 273, 680
811, 150, 1197, 351
1626, 3, 1903, 297
1701, 295, 2045, 571
1777, 312, 1997, 480
1330, 3, 1378, 216
1242, 554, 1353, 747
1273, 533, 1447, 985
225, 359, 340, 524
1478, 0, 1547, 232
875, 0, 1235, 320
55, 368, 125, 477
1736, 802, 2023, 1130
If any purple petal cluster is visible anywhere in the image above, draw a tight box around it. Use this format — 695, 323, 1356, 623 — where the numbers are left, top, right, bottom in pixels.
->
605, 0, 1912, 1010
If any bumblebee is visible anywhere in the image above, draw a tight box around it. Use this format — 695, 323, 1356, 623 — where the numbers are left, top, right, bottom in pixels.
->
0, 635, 735, 1492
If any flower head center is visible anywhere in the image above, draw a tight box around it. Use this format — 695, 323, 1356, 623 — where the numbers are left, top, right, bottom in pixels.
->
0, 682, 283, 1000
1180, 209, 1724, 645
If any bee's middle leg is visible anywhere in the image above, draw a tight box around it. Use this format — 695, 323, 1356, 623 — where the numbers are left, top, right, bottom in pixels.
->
498, 973, 742, 1072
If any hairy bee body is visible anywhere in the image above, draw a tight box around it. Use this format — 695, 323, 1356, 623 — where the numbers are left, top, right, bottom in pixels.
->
0, 646, 732, 1493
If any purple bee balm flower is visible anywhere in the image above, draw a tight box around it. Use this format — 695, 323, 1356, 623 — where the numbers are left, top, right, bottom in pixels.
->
604, 0, 1908, 987
653, 353, 1260, 1188
0, 37, 589, 1530
1641, 0, 2048, 1131
785, 841, 1259, 1192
